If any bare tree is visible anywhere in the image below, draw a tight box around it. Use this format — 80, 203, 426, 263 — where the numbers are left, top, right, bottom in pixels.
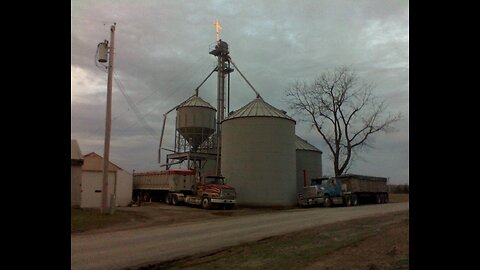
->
285, 66, 401, 176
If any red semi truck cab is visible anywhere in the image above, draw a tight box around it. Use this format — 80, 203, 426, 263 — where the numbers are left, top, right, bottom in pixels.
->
193, 175, 236, 209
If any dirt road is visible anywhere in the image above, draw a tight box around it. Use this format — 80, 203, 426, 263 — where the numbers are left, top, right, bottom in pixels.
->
71, 202, 408, 270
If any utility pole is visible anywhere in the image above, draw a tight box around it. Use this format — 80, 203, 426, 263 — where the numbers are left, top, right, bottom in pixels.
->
97, 23, 116, 214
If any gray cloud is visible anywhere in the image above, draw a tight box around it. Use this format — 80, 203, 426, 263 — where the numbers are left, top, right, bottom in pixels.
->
72, 0, 409, 184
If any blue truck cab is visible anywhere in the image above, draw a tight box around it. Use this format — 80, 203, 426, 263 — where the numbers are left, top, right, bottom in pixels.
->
311, 177, 347, 207
314, 178, 341, 196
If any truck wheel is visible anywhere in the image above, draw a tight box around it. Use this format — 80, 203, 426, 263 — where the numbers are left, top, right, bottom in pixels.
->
344, 196, 352, 207
352, 195, 358, 206
201, 197, 211, 209
376, 194, 382, 204
165, 193, 171, 205
323, 195, 332, 208
172, 194, 178, 206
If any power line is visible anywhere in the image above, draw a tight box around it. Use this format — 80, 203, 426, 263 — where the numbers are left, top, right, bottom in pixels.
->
113, 71, 159, 140
134, 54, 211, 106
131, 58, 214, 121
106, 64, 211, 144
105, 54, 211, 133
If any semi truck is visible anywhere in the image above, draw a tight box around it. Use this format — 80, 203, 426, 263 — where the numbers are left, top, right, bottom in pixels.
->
132, 169, 236, 209
297, 174, 389, 207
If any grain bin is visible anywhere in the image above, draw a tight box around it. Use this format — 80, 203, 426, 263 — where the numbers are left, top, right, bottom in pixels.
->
221, 97, 297, 207
295, 135, 323, 194
176, 96, 216, 151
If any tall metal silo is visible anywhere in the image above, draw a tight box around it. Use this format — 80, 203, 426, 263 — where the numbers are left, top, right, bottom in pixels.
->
295, 135, 323, 194
176, 96, 216, 152
221, 97, 297, 207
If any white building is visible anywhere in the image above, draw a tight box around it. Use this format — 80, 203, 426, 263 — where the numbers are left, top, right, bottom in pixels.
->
80, 152, 133, 208
71, 139, 83, 207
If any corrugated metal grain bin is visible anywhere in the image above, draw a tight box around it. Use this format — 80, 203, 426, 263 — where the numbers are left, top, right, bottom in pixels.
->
221, 97, 297, 207
295, 135, 323, 194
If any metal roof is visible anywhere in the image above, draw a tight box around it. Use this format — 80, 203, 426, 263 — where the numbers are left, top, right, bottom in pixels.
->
71, 139, 83, 160
177, 96, 216, 110
223, 97, 295, 123
295, 135, 322, 153
82, 152, 123, 172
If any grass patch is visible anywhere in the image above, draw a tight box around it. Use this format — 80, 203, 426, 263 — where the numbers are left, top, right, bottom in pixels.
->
71, 207, 142, 233
142, 211, 408, 270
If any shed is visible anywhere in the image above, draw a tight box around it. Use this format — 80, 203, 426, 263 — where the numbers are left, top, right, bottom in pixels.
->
295, 135, 323, 194
80, 152, 133, 208
71, 139, 83, 207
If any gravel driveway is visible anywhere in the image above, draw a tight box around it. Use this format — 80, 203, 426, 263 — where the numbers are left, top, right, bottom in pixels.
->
71, 202, 408, 270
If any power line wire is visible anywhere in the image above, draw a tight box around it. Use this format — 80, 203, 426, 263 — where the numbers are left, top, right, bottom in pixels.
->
113, 71, 159, 139
103, 54, 211, 134
134, 54, 210, 106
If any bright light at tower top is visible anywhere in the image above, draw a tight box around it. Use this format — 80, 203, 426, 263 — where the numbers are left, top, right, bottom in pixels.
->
214, 17, 222, 43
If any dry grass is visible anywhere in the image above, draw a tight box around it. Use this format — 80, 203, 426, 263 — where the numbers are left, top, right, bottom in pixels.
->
389, 193, 409, 203
71, 208, 147, 233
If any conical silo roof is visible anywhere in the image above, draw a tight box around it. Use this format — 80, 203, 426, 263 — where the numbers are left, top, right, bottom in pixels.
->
223, 97, 295, 123
177, 96, 216, 110
295, 135, 322, 153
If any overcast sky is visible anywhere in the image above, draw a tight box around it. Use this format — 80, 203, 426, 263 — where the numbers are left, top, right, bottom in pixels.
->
71, 0, 409, 184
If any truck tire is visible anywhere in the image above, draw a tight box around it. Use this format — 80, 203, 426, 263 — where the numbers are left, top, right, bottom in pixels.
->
376, 194, 382, 204
323, 195, 332, 208
172, 194, 178, 206
344, 196, 352, 207
165, 193, 172, 205
352, 195, 358, 206
201, 197, 211, 209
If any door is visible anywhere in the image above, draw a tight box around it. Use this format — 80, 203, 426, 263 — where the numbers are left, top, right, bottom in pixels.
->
81, 171, 116, 208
